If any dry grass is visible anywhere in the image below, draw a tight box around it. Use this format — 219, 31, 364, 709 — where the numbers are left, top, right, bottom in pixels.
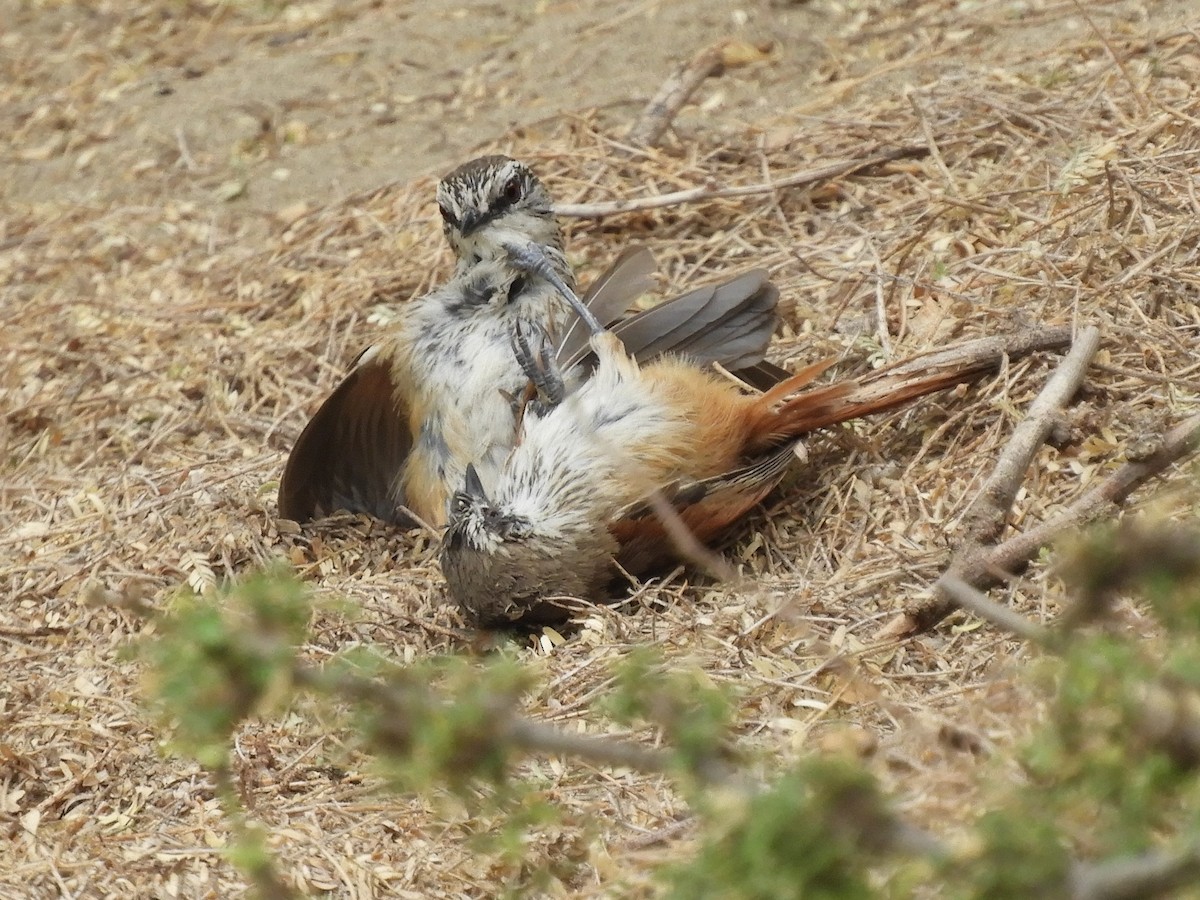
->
3, 3, 1200, 897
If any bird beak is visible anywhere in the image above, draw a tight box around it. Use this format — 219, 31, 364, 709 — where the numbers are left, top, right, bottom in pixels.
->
463, 463, 489, 501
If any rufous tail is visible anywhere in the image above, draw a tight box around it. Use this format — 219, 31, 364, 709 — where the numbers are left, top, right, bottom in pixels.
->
756, 327, 1074, 450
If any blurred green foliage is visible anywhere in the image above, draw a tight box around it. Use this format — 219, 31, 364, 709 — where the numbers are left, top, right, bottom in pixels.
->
138, 515, 1200, 898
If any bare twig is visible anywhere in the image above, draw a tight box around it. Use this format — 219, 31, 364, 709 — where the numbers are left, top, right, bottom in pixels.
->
297, 661, 709, 780
906, 92, 954, 190
554, 145, 929, 218
1069, 843, 1200, 900
981, 412, 1200, 577
644, 489, 737, 584
506, 717, 718, 780
961, 325, 1101, 547
175, 126, 197, 171
1091, 361, 1200, 394
872, 267, 893, 357
628, 44, 726, 148
936, 574, 1049, 644
395, 504, 442, 538
1067, 0, 1149, 115
906, 412, 1200, 634
0, 623, 70, 637
623, 817, 696, 849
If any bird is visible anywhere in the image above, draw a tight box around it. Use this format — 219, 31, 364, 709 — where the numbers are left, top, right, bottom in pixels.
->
440, 240, 1073, 627
278, 154, 784, 528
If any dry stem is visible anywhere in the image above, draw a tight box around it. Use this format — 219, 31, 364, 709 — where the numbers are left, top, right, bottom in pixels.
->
628, 44, 726, 148
555, 145, 929, 218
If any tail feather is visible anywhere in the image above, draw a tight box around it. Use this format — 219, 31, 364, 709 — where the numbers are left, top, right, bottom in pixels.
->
734, 359, 794, 392
757, 357, 839, 406
761, 326, 1074, 448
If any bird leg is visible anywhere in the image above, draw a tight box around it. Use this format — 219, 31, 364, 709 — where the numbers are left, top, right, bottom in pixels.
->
505, 239, 638, 384
510, 319, 566, 408
502, 239, 605, 336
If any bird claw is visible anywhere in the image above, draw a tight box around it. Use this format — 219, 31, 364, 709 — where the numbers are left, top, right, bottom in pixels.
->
510, 319, 566, 407
502, 239, 604, 336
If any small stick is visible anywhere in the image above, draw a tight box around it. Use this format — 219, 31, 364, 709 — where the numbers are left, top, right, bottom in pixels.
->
1068, 0, 1149, 115
980, 412, 1200, 578
961, 325, 1100, 547
506, 717, 692, 778
623, 817, 696, 850
1092, 361, 1200, 394
936, 574, 1049, 644
396, 504, 441, 538
555, 145, 930, 219
872, 268, 893, 358
643, 489, 737, 585
175, 126, 197, 171
0, 623, 70, 637
1069, 843, 1200, 900
904, 412, 1200, 634
628, 44, 726, 148
907, 92, 954, 190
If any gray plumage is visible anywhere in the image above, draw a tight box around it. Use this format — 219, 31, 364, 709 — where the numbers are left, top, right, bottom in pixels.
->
278, 155, 784, 527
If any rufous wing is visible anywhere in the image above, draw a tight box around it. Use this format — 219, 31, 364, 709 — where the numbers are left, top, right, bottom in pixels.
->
277, 348, 414, 524
610, 441, 801, 576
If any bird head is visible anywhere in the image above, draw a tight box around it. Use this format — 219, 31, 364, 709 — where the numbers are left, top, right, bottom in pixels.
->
440, 463, 618, 627
442, 463, 535, 555
436, 156, 562, 268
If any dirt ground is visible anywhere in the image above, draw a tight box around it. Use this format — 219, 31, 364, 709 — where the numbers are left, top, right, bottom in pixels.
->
6, 0, 845, 215
3, 0, 1200, 896
12, 0, 1179, 217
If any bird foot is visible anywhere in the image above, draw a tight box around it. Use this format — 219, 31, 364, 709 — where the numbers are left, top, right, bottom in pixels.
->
502, 239, 604, 336
510, 319, 566, 408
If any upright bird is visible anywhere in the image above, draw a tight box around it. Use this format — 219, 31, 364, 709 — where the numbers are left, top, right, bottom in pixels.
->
440, 241, 1072, 626
277, 155, 782, 528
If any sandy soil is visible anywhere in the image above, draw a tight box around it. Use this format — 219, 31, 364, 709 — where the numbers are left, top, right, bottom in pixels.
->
13, 0, 1172, 218
4, 0, 845, 216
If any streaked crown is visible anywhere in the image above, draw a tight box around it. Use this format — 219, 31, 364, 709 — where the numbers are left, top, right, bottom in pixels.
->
435, 155, 562, 269
443, 471, 534, 556
440, 464, 619, 626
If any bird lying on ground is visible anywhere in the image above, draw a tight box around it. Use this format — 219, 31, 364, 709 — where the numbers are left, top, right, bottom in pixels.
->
440, 239, 1072, 627
278, 155, 782, 528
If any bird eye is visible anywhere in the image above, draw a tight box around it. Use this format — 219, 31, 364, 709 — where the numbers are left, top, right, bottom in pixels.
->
501, 174, 523, 205
450, 493, 471, 517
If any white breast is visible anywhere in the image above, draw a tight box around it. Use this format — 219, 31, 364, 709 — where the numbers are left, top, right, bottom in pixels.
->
400, 266, 568, 500
497, 355, 688, 533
